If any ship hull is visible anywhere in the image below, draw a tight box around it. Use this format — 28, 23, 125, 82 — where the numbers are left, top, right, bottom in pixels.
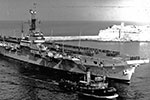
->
0, 44, 135, 83
45, 42, 138, 83
0, 53, 84, 82
87, 65, 135, 83
0, 46, 85, 82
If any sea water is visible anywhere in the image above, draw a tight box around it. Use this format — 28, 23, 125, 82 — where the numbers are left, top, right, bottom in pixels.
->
0, 21, 150, 100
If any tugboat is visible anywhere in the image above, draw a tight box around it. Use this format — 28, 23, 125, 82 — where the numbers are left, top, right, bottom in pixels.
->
59, 69, 118, 99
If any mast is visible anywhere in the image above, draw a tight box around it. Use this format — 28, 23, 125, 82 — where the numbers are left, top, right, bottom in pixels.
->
21, 22, 24, 38
78, 31, 82, 51
29, 3, 37, 32
21, 22, 24, 33
86, 68, 91, 85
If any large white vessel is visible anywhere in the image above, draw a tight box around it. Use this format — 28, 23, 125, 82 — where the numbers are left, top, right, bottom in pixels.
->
98, 22, 150, 41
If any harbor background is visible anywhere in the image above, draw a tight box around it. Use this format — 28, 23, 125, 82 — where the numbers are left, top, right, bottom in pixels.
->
0, 21, 150, 100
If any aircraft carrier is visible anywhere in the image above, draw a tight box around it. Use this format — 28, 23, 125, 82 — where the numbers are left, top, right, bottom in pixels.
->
0, 5, 149, 84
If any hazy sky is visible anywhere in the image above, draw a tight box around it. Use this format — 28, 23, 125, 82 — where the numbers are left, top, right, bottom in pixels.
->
0, 0, 150, 22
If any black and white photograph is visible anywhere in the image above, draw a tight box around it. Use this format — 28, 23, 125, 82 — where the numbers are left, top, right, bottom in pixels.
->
0, 0, 150, 100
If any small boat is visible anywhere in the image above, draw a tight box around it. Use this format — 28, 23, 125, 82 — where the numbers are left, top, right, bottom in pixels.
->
59, 69, 118, 99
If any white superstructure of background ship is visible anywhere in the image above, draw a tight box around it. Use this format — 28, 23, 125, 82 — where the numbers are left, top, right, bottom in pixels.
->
98, 22, 150, 41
